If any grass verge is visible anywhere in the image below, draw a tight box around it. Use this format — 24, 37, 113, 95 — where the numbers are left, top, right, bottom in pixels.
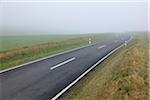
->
0, 34, 93, 51
60, 33, 149, 100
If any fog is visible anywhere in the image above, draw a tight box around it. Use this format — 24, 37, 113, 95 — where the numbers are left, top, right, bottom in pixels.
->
0, 0, 148, 35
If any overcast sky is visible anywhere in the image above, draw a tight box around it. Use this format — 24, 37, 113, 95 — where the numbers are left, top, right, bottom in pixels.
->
0, 0, 149, 35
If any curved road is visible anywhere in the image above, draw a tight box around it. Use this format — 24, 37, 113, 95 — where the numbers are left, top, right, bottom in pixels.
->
0, 34, 131, 100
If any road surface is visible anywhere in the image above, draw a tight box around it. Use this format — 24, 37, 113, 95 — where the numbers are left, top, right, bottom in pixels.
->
0, 35, 131, 100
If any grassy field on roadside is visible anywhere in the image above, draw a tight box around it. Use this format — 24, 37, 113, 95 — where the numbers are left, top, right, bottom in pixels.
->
0, 34, 89, 51
0, 34, 114, 71
0, 34, 114, 52
61, 33, 149, 100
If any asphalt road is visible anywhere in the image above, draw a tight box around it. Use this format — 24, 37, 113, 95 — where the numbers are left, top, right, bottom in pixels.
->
0, 34, 131, 100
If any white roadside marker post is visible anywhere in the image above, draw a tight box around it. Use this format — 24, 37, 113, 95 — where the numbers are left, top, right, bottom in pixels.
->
124, 41, 127, 46
89, 38, 91, 44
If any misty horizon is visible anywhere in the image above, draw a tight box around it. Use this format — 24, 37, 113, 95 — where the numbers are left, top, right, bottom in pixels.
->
0, 1, 148, 36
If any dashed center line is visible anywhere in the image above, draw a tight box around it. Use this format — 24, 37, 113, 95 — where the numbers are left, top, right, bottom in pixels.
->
50, 57, 76, 70
98, 45, 106, 49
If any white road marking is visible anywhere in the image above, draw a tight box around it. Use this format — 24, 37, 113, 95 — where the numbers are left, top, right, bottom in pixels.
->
50, 57, 76, 70
98, 45, 106, 49
127, 36, 133, 43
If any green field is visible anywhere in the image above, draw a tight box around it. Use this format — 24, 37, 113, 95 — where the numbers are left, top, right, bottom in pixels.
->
0, 34, 114, 51
0, 34, 89, 51
0, 34, 114, 71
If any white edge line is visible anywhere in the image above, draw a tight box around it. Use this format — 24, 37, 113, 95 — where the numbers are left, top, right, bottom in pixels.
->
51, 36, 132, 100
98, 45, 106, 49
50, 57, 76, 70
0, 43, 97, 74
